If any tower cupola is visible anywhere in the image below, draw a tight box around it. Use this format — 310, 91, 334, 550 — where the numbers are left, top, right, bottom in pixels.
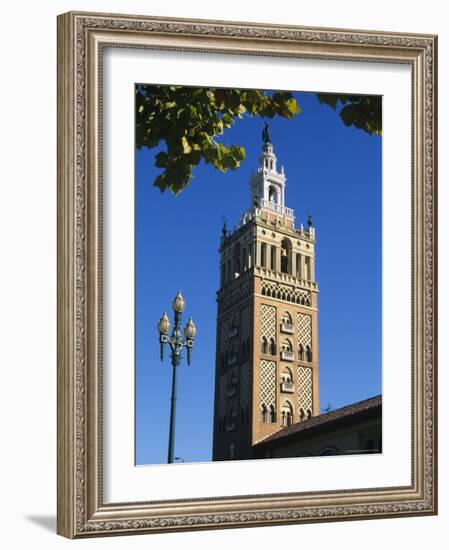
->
250, 123, 293, 220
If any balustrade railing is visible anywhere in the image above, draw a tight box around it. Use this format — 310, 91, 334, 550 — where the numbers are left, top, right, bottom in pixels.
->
280, 323, 294, 334
280, 381, 295, 393
259, 199, 294, 218
281, 350, 294, 361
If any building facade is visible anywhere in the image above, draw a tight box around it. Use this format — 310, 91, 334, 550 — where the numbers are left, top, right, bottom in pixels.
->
253, 395, 382, 459
212, 133, 320, 461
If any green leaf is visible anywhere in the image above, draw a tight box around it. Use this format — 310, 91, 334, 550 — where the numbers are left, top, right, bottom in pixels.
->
154, 151, 169, 168
136, 84, 304, 194
317, 93, 339, 110
181, 136, 192, 154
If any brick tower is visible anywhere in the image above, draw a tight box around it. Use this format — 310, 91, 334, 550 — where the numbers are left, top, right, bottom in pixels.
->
212, 128, 320, 461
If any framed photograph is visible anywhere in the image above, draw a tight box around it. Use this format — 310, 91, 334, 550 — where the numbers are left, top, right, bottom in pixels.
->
57, 11, 438, 538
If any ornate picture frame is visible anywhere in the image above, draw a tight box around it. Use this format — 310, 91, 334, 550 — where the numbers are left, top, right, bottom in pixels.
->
57, 11, 437, 538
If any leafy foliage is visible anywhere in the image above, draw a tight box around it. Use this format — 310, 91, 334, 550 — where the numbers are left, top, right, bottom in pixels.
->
136, 85, 300, 194
136, 86, 381, 195
317, 94, 382, 136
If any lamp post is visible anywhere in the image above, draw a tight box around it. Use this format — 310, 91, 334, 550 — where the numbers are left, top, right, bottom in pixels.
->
157, 291, 196, 464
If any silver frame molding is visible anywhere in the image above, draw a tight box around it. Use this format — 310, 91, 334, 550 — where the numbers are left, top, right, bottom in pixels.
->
57, 11, 438, 538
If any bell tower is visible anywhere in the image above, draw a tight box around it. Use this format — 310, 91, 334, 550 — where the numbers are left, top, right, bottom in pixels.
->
212, 127, 320, 461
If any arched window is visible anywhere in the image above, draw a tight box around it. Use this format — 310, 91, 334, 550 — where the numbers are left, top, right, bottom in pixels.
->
281, 339, 294, 360
281, 311, 294, 334
261, 336, 268, 354
228, 316, 238, 339
298, 344, 305, 361
281, 401, 293, 426
281, 411, 293, 427
261, 404, 268, 423
269, 337, 276, 355
281, 311, 292, 325
261, 242, 267, 268
299, 408, 305, 421
269, 405, 276, 423
305, 345, 312, 362
307, 409, 312, 419
228, 343, 238, 365
305, 256, 311, 280
268, 185, 278, 204
296, 253, 302, 279
270, 245, 276, 271
281, 238, 292, 274
282, 339, 293, 352
281, 366, 293, 383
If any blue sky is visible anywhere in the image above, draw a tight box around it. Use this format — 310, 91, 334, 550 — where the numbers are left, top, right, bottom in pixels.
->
135, 90, 382, 465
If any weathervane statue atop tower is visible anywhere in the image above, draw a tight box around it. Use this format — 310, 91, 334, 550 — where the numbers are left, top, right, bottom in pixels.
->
262, 121, 271, 144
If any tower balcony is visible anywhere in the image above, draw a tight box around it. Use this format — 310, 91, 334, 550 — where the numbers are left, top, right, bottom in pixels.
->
280, 323, 294, 334
280, 381, 295, 393
280, 350, 294, 361
259, 198, 294, 219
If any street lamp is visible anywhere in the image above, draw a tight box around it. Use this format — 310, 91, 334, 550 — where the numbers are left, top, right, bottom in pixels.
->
157, 291, 196, 464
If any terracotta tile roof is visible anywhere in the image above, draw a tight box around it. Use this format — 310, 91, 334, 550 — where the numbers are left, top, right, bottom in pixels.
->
255, 394, 382, 447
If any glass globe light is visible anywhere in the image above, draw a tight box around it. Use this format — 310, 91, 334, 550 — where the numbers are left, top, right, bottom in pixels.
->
184, 318, 196, 339
172, 291, 185, 313
157, 312, 170, 335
